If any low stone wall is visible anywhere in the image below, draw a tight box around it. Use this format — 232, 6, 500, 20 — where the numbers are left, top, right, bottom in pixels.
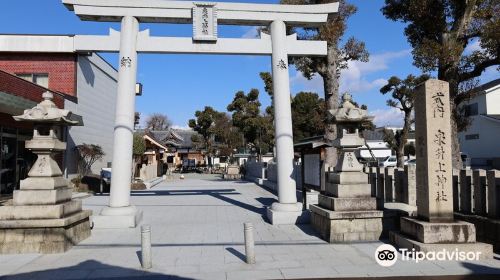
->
245, 161, 266, 180
266, 162, 302, 188
455, 212, 500, 253
365, 166, 500, 252
267, 162, 277, 182
366, 166, 417, 208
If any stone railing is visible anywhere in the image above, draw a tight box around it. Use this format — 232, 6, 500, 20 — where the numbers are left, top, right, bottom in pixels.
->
364, 166, 500, 252
244, 161, 302, 190
364, 166, 500, 218
364, 166, 417, 209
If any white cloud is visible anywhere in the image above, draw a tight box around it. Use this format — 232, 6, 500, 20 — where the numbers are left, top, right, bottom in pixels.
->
339, 49, 411, 93
290, 49, 412, 95
370, 107, 404, 127
171, 125, 192, 130
290, 71, 324, 93
242, 26, 260, 39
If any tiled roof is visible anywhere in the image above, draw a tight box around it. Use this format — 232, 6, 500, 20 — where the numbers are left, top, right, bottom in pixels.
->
137, 128, 202, 149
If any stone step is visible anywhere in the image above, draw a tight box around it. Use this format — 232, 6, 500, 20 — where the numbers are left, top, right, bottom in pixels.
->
0, 210, 92, 229
0, 213, 91, 254
327, 172, 368, 184
400, 217, 476, 244
0, 200, 82, 220
325, 182, 371, 198
144, 177, 164, 189
390, 231, 493, 260
20, 177, 68, 190
310, 204, 383, 220
13, 187, 72, 206
318, 195, 377, 211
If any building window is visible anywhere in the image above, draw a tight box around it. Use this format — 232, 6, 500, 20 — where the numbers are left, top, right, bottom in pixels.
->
464, 103, 478, 117
465, 134, 479, 140
16, 73, 49, 88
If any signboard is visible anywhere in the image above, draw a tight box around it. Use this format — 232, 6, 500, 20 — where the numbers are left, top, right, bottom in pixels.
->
193, 3, 217, 41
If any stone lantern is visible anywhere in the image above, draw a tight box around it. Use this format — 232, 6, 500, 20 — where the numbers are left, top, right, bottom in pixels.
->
0, 92, 91, 254
310, 93, 385, 243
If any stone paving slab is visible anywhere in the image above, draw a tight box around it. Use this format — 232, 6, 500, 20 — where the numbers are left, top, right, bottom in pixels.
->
1, 174, 500, 279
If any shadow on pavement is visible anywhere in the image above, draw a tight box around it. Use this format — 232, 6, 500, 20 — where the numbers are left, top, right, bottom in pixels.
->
461, 261, 500, 276
2, 260, 193, 280
225, 247, 246, 262
74, 240, 326, 249
128, 189, 269, 217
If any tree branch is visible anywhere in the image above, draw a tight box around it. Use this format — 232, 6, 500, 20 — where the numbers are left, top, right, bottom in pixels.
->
459, 56, 500, 81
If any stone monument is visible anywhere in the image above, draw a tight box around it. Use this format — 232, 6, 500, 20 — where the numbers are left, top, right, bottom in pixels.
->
390, 80, 492, 258
310, 93, 384, 242
223, 165, 242, 180
0, 92, 91, 254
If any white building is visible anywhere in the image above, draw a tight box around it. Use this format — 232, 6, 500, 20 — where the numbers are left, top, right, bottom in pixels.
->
458, 79, 500, 167
360, 127, 416, 161
0, 35, 120, 177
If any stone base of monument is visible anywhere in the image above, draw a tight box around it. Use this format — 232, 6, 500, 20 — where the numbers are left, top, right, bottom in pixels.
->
0, 210, 91, 254
266, 202, 309, 225
91, 205, 143, 228
390, 217, 493, 259
310, 205, 385, 242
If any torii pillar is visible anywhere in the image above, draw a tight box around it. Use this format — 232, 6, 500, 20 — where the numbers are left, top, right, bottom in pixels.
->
92, 16, 143, 228
266, 20, 305, 224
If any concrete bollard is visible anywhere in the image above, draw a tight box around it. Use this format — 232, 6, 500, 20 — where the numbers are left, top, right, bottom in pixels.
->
141, 225, 152, 269
243, 223, 255, 264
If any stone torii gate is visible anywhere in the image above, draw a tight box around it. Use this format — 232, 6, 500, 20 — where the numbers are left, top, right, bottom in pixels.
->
61, 0, 339, 227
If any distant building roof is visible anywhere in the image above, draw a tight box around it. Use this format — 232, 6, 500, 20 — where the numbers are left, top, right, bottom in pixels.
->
294, 135, 331, 151
172, 129, 199, 149
136, 128, 204, 150
469, 78, 500, 96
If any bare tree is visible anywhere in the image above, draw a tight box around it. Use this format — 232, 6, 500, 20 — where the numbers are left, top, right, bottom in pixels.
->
145, 113, 171, 130
75, 144, 105, 178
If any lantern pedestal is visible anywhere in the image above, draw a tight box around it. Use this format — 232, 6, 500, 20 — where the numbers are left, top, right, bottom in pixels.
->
0, 92, 91, 254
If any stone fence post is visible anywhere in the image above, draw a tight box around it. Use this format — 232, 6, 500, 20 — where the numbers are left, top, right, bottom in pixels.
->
452, 169, 460, 212
394, 168, 404, 203
472, 169, 487, 216
376, 167, 385, 209
384, 167, 395, 202
459, 169, 473, 214
369, 167, 377, 197
403, 165, 417, 206
486, 170, 500, 219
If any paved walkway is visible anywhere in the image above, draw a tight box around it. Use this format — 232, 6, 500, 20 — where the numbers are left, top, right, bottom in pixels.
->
1, 174, 500, 279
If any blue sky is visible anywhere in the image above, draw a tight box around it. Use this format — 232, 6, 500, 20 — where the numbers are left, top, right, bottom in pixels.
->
1, 0, 497, 128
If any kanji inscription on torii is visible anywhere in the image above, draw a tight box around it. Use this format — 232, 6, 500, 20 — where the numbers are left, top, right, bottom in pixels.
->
414, 80, 454, 222
193, 3, 218, 41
